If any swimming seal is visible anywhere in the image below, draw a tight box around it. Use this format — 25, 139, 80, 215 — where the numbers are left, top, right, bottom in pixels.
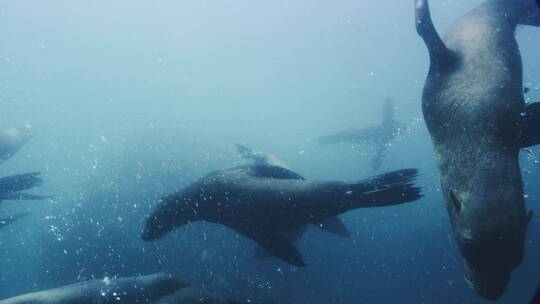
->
0, 273, 187, 304
142, 161, 421, 266
319, 98, 402, 170
416, 0, 540, 300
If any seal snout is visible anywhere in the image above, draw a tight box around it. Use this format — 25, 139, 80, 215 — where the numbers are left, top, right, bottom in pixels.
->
463, 260, 511, 301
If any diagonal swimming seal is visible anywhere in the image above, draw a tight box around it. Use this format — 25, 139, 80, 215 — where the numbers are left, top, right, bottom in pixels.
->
142, 159, 422, 266
416, 0, 540, 300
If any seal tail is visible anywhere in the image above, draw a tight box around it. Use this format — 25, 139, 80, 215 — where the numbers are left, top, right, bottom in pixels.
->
345, 168, 422, 208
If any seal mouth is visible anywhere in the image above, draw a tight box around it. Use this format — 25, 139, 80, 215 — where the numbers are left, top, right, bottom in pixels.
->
463, 261, 510, 301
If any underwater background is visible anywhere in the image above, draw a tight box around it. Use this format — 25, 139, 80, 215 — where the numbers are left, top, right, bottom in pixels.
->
0, 0, 538, 303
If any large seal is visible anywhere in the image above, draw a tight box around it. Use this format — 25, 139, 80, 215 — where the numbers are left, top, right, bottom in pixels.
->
415, 0, 540, 300
142, 162, 421, 266
0, 126, 33, 164
0, 273, 187, 304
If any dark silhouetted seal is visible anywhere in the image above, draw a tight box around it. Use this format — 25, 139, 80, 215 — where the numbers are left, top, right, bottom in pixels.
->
319, 98, 402, 170
0, 273, 186, 304
142, 161, 421, 266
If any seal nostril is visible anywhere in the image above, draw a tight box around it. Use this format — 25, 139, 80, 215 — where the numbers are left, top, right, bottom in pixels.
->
449, 190, 462, 214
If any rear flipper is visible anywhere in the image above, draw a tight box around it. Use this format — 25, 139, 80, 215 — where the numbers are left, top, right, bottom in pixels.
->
314, 217, 350, 236
0, 172, 51, 203
0, 212, 31, 229
415, 0, 454, 67
253, 226, 307, 259
0, 172, 43, 192
345, 168, 422, 208
519, 102, 540, 148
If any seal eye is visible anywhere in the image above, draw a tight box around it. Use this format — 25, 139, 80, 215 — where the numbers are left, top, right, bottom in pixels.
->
449, 190, 462, 214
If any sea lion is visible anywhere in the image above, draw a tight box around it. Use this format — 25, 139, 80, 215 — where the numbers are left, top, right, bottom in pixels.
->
0, 126, 33, 164
142, 163, 421, 266
415, 0, 540, 300
154, 286, 257, 304
154, 287, 227, 304
319, 98, 402, 170
0, 273, 187, 304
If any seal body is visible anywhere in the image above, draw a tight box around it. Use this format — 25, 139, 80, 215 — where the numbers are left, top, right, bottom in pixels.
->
0, 273, 186, 304
416, 0, 540, 300
142, 164, 421, 266
154, 287, 227, 304
319, 98, 401, 170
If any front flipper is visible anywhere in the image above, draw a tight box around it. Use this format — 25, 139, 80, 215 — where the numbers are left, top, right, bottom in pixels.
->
415, 0, 453, 67
519, 102, 540, 148
253, 226, 307, 259
314, 216, 350, 237
246, 231, 306, 267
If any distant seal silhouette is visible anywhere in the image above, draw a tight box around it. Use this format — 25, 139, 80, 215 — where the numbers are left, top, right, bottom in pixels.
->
142, 160, 421, 266
416, 0, 540, 300
0, 126, 33, 164
0, 273, 186, 304
319, 98, 402, 170
236, 145, 350, 258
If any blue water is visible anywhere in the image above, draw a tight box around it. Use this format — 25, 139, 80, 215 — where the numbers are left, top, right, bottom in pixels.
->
0, 0, 539, 303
